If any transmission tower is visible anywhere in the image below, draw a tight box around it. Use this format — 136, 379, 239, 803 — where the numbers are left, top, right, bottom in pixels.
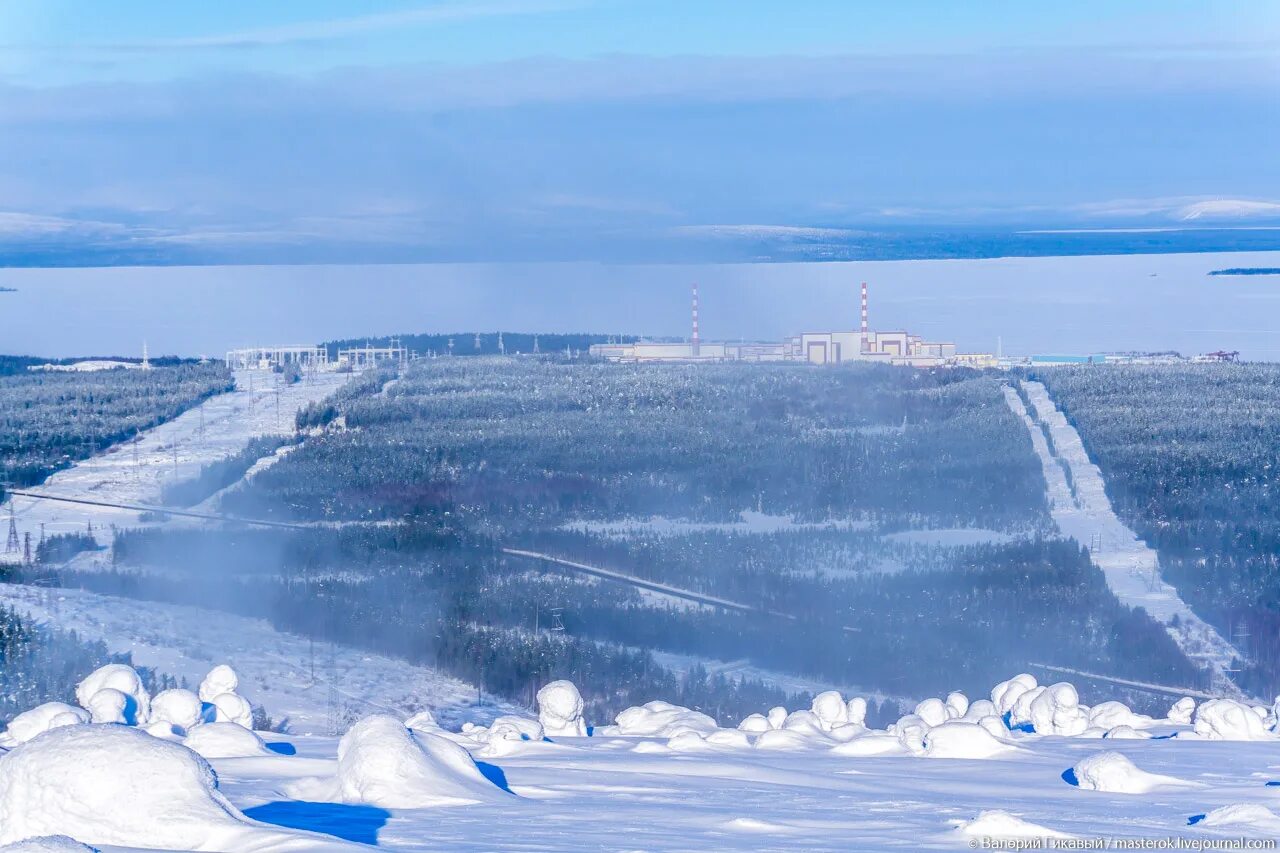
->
6, 513, 19, 553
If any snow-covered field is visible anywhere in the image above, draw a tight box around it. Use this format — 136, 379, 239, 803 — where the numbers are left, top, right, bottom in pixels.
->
1004, 383, 1244, 695
1, 369, 348, 563
6, 661, 1280, 851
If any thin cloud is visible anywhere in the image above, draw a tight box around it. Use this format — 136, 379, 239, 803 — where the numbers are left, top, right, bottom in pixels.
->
9, 1, 588, 52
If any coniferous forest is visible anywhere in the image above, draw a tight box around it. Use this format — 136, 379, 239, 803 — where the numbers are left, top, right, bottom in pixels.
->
1034, 363, 1280, 697
0, 361, 233, 494
76, 357, 1202, 721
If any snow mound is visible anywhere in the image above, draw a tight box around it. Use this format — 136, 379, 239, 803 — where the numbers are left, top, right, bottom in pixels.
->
467, 716, 546, 757
1029, 682, 1088, 736
737, 713, 771, 733
198, 665, 240, 703
846, 697, 867, 727
1088, 701, 1150, 731
75, 665, 148, 725
306, 715, 505, 808
1167, 697, 1196, 725
753, 729, 814, 751
84, 690, 128, 725
150, 689, 205, 736
830, 733, 906, 756
210, 693, 254, 730
811, 691, 849, 730
914, 698, 953, 728
922, 721, 1016, 759
0, 724, 334, 850
991, 674, 1037, 716
1069, 751, 1193, 794
1195, 803, 1280, 830
1103, 725, 1150, 740
405, 710, 439, 731
610, 701, 718, 738
184, 723, 270, 759
537, 680, 587, 737
1193, 699, 1271, 740
956, 810, 1072, 840
0, 704, 88, 747
0, 837, 97, 853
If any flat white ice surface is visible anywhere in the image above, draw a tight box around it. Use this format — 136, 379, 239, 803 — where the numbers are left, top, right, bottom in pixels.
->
1003, 383, 1242, 693
1, 369, 348, 561
0, 583, 513, 734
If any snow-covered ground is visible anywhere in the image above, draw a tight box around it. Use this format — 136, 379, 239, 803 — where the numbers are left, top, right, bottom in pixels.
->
0, 583, 512, 734
7, 662, 1280, 851
1003, 383, 1243, 695
1, 369, 348, 563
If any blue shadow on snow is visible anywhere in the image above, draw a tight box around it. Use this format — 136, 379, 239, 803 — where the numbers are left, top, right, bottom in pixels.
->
475, 760, 513, 793
265, 741, 297, 756
1060, 768, 1079, 787
1187, 814, 1206, 825
243, 801, 390, 845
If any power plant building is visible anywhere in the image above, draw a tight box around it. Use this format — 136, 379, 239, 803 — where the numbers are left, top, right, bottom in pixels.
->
591, 282, 987, 368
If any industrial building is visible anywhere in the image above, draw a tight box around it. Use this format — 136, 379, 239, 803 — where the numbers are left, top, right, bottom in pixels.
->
224, 345, 329, 371
590, 282, 992, 368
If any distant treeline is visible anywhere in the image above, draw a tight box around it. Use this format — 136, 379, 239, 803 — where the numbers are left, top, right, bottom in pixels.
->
322, 332, 638, 358
1207, 268, 1280, 276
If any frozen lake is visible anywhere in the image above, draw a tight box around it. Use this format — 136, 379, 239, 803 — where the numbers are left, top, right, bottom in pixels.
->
3, 250, 1279, 359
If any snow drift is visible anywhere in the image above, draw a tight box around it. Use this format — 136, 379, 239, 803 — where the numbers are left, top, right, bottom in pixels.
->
1069, 751, 1195, 794
291, 714, 507, 809
0, 724, 349, 851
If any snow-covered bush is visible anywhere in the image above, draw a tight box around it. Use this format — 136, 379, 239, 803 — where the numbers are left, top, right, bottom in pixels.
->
922, 721, 1015, 759
1028, 682, 1088, 736
209, 693, 253, 730
149, 689, 205, 736
537, 681, 587, 737
1193, 699, 1271, 740
75, 665, 149, 726
1166, 697, 1195, 725
0, 704, 88, 748
991, 674, 1037, 716
198, 665, 239, 704
610, 701, 717, 738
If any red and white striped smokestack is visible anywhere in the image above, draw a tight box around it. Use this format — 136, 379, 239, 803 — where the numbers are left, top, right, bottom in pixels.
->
691, 282, 701, 357
860, 281, 869, 351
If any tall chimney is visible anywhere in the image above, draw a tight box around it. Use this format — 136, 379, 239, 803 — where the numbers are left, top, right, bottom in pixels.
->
691, 282, 701, 357
860, 281, 869, 352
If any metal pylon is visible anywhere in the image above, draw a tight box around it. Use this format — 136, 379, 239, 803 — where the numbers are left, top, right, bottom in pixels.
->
5, 510, 18, 553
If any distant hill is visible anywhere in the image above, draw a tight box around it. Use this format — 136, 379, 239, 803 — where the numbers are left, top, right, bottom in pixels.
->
1208, 268, 1280, 276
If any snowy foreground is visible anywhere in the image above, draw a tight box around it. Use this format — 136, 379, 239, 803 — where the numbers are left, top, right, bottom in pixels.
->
5, 666, 1280, 851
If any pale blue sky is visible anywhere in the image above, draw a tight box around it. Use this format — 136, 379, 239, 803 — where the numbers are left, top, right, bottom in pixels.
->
4, 1, 1276, 85
0, 1, 1277, 264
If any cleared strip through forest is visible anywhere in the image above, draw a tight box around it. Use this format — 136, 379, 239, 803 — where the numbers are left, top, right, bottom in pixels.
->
1003, 381, 1245, 698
